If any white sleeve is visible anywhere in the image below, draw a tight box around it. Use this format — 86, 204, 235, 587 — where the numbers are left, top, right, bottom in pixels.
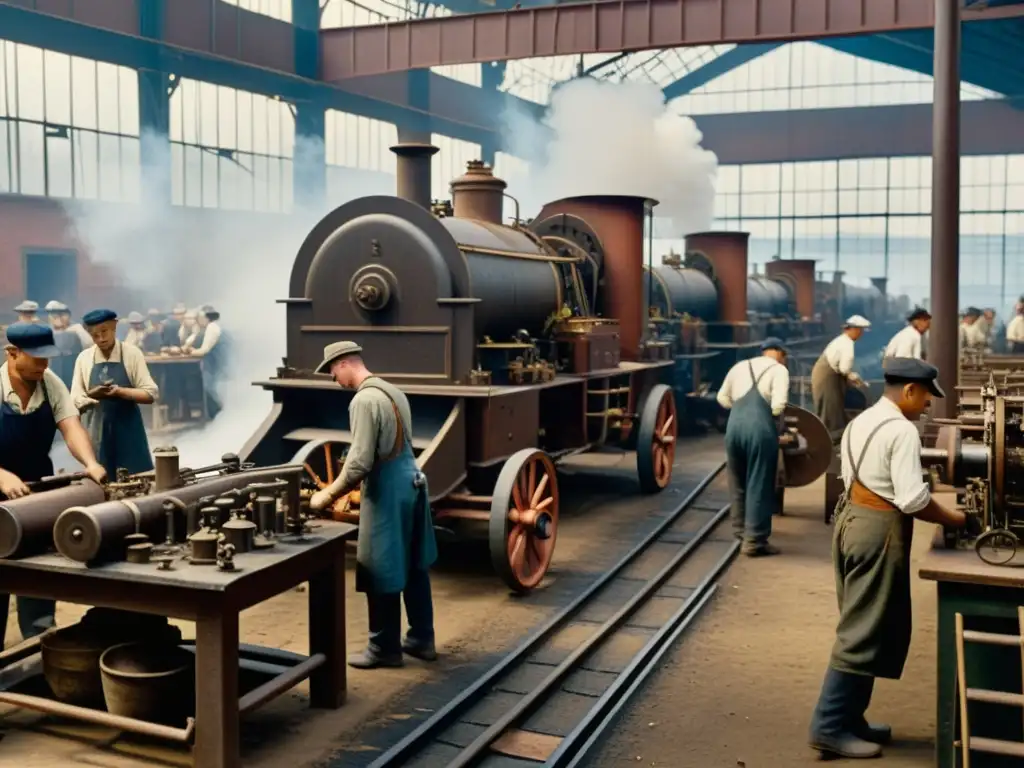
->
193, 323, 221, 357
716, 367, 735, 409
910, 332, 922, 359
69, 349, 92, 410
124, 344, 160, 399
44, 370, 80, 424
891, 426, 931, 515
834, 336, 854, 375
770, 365, 789, 416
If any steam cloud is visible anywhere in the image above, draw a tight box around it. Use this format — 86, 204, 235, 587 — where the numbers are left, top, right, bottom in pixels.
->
62, 130, 388, 467
498, 77, 719, 239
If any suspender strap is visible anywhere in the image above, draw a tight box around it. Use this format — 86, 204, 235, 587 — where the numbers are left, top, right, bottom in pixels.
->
845, 417, 902, 486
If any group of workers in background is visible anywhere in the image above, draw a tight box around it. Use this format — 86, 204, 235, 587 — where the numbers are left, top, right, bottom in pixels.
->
5, 300, 226, 421
715, 300, 980, 760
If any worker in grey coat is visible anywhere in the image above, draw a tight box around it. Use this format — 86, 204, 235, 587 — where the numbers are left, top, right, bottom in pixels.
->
808, 358, 972, 759
308, 341, 438, 669
716, 338, 790, 557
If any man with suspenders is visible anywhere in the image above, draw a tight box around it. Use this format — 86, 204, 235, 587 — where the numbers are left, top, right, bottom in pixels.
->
308, 341, 439, 669
716, 338, 791, 557
809, 358, 973, 759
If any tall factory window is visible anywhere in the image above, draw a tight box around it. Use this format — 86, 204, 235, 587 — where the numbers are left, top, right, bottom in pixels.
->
669, 42, 999, 115
320, 0, 480, 85
324, 110, 398, 203
221, 0, 292, 22
0, 40, 139, 201
430, 134, 482, 203
169, 79, 295, 211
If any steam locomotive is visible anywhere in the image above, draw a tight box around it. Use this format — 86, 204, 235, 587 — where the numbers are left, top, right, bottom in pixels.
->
239, 144, 894, 590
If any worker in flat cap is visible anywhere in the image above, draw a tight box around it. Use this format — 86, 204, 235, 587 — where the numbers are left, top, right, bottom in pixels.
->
42, 301, 84, 389
123, 311, 147, 349
883, 307, 931, 362
186, 305, 225, 420
70, 310, 159, 478
0, 323, 106, 645
163, 303, 187, 348
716, 338, 791, 556
812, 315, 871, 437
809, 357, 974, 759
308, 341, 438, 669
980, 307, 1004, 353
959, 307, 986, 351
1007, 303, 1024, 353
13, 301, 40, 324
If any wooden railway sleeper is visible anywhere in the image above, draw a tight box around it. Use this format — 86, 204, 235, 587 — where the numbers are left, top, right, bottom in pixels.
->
953, 607, 1024, 765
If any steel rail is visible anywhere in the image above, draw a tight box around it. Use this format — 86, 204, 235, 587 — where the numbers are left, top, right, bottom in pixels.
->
368, 459, 728, 768
549, 542, 737, 766
445, 503, 733, 768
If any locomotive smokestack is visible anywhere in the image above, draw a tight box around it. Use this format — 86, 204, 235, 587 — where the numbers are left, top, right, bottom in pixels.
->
534, 195, 654, 362
685, 232, 750, 324
765, 258, 816, 319
870, 276, 888, 296
390, 143, 439, 210
450, 161, 508, 225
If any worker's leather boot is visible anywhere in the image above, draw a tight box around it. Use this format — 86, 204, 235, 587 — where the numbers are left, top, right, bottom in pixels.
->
809, 733, 882, 759
351, 594, 404, 669
853, 722, 892, 744
741, 542, 781, 556
347, 649, 403, 669
402, 637, 438, 662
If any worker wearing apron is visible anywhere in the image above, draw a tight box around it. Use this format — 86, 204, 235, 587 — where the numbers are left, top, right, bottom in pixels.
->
716, 338, 790, 557
809, 358, 972, 759
71, 310, 159, 478
309, 341, 438, 669
0, 323, 106, 644
812, 315, 871, 437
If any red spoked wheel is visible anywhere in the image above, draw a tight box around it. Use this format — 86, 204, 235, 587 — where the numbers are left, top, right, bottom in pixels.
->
637, 384, 677, 493
489, 449, 559, 593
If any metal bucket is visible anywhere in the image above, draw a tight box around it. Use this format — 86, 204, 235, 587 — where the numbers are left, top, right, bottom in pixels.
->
40, 626, 108, 707
99, 643, 193, 724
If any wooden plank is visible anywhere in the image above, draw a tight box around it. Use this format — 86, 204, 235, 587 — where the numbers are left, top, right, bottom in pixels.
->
918, 529, 1024, 589
491, 729, 563, 761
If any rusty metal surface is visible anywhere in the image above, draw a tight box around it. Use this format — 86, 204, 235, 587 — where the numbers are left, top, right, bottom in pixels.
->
684, 232, 749, 325
318, 0, 1024, 80
765, 259, 816, 319
781, 404, 831, 488
1, 0, 139, 35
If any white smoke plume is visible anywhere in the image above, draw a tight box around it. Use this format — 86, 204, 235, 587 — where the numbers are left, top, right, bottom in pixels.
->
499, 77, 718, 238
62, 129, 390, 467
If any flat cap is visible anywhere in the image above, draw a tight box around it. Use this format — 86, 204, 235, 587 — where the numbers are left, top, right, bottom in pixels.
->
844, 314, 872, 329
127, 311, 145, 324
82, 308, 118, 327
963, 306, 982, 317
883, 357, 944, 398
171, 303, 187, 314
760, 337, 789, 354
44, 300, 69, 313
907, 306, 931, 322
315, 341, 363, 374
14, 300, 39, 313
4, 322, 62, 358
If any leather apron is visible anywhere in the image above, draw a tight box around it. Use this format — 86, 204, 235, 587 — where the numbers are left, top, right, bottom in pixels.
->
829, 416, 915, 680
724, 360, 780, 544
81, 343, 154, 478
811, 349, 848, 437
354, 379, 438, 595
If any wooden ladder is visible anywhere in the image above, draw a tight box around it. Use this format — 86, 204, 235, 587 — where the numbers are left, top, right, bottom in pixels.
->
954, 608, 1024, 766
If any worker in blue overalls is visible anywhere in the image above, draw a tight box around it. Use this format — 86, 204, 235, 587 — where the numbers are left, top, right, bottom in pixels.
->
0, 323, 106, 644
716, 338, 791, 557
70, 309, 159, 478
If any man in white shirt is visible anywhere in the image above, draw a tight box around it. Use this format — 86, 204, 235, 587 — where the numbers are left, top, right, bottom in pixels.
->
1006, 307, 1024, 353
0, 323, 106, 645
717, 338, 790, 556
188, 306, 225, 420
71, 309, 159, 478
812, 315, 871, 436
959, 307, 987, 351
123, 312, 147, 348
809, 358, 969, 760
883, 307, 930, 361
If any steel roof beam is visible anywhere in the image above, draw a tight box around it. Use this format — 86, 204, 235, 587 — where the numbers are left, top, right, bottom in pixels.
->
320, 0, 1024, 81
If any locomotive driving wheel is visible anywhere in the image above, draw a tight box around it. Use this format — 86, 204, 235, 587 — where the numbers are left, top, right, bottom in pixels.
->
489, 449, 559, 593
637, 384, 677, 493
290, 440, 359, 518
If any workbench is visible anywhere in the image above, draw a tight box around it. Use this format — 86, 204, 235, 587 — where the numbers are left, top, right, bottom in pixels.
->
919, 531, 1024, 768
143, 355, 207, 429
0, 520, 357, 768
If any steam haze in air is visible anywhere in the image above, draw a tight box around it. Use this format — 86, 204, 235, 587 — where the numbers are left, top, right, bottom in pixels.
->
499, 77, 718, 238
63, 130, 390, 467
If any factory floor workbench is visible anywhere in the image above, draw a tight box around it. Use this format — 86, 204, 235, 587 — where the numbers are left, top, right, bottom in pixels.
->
0, 521, 357, 768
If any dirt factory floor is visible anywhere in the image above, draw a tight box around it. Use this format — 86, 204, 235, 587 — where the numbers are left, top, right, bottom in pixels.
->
0, 435, 729, 768
591, 480, 939, 768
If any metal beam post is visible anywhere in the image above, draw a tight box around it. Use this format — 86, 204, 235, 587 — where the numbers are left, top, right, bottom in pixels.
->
293, 0, 326, 207
137, 0, 171, 204
929, 0, 961, 418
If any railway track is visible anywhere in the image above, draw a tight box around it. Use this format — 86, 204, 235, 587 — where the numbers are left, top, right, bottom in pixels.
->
368, 460, 737, 768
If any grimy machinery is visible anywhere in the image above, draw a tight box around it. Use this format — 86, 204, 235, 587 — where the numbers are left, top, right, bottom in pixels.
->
238, 145, 834, 592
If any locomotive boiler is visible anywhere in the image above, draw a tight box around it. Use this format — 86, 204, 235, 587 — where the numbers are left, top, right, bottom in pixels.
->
241, 146, 680, 593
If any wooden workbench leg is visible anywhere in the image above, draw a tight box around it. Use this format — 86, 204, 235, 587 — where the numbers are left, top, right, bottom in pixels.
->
308, 547, 347, 709
194, 609, 241, 768
935, 584, 957, 768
